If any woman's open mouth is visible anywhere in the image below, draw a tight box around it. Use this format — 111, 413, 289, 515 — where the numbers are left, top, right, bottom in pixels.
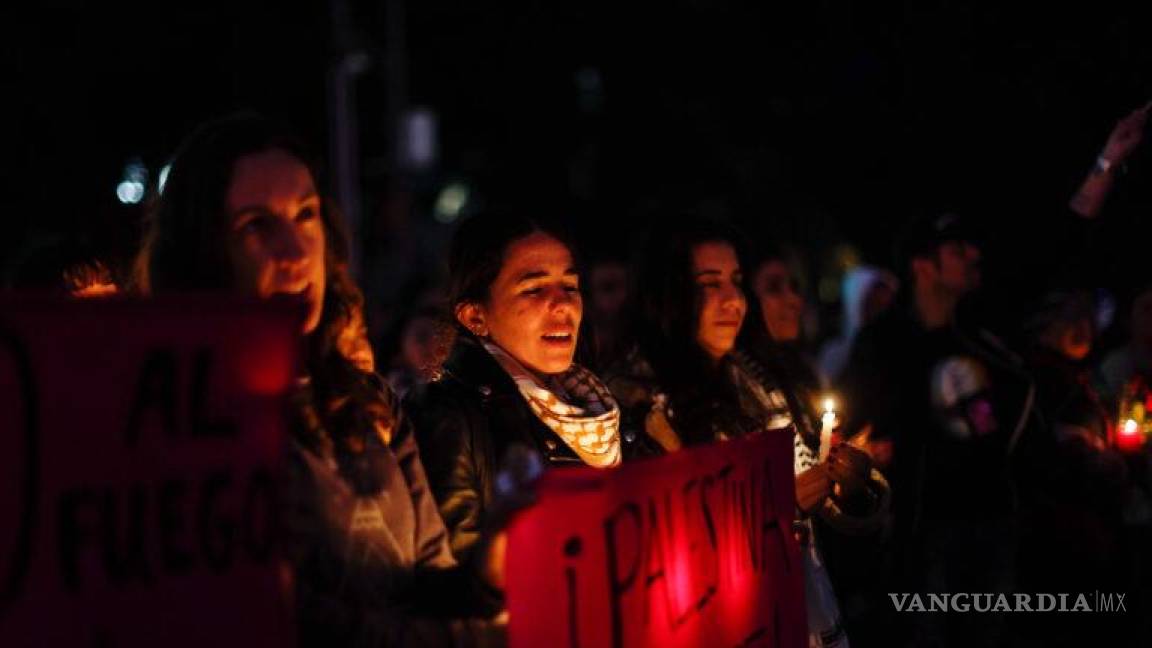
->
275, 283, 311, 299
541, 331, 574, 345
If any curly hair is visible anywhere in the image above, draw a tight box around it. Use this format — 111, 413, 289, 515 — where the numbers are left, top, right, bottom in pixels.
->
134, 114, 393, 459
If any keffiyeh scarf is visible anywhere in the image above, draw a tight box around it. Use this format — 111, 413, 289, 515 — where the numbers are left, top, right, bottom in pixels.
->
482, 341, 622, 467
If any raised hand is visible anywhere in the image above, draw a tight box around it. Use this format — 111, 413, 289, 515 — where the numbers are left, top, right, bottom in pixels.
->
1100, 101, 1152, 166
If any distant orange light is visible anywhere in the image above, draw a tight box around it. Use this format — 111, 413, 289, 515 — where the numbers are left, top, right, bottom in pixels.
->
71, 282, 119, 298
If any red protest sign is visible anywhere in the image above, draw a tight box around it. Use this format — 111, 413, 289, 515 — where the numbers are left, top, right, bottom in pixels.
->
0, 295, 301, 647
507, 431, 806, 648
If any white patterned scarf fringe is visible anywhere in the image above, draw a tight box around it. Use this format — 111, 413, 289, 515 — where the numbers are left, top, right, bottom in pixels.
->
481, 341, 622, 467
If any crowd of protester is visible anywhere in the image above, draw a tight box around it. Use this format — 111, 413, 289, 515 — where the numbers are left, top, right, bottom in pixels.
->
5, 103, 1152, 647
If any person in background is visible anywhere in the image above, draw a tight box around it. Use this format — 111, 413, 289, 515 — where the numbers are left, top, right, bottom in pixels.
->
736, 247, 896, 646
836, 211, 1041, 646
1099, 284, 1152, 408
4, 237, 120, 297
737, 241, 894, 648
580, 250, 633, 374
742, 247, 825, 394
1068, 102, 1150, 220
135, 114, 501, 647
1016, 289, 1136, 645
386, 305, 450, 398
819, 266, 898, 383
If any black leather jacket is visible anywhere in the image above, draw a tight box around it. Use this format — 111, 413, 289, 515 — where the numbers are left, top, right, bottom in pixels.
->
405, 335, 586, 562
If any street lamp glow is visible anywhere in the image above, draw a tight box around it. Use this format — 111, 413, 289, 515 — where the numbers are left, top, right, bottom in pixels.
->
116, 181, 145, 205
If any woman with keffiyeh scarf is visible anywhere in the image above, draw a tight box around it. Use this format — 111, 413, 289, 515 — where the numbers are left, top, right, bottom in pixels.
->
406, 211, 632, 643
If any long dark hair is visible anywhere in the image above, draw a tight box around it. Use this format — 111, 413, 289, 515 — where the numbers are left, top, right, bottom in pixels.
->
737, 242, 823, 444
738, 241, 788, 348
737, 242, 819, 386
134, 114, 391, 463
634, 218, 754, 444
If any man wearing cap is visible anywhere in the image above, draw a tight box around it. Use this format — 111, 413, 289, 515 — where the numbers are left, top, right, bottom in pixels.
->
835, 211, 1037, 646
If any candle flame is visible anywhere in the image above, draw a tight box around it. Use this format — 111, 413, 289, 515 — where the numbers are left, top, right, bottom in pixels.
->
1122, 419, 1139, 436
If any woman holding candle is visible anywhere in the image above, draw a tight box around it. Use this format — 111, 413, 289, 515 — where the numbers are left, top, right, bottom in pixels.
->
135, 114, 501, 647
734, 245, 829, 460
735, 247, 891, 520
734, 244, 897, 646
604, 218, 877, 647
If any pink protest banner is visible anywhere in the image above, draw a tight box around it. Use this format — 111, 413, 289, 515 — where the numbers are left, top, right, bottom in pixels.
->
507, 430, 806, 648
0, 295, 301, 647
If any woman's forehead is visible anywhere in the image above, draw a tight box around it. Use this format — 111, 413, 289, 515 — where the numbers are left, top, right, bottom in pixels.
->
692, 241, 740, 269
226, 149, 315, 211
756, 259, 789, 277
499, 232, 574, 278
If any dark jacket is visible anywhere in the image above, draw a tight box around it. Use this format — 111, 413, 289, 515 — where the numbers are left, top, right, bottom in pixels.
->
286, 374, 499, 647
405, 335, 584, 562
408, 335, 650, 561
604, 345, 798, 454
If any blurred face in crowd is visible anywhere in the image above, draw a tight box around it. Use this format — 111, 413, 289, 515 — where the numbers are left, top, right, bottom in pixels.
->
401, 315, 440, 373
914, 239, 982, 297
1059, 318, 1094, 361
934, 240, 982, 294
1132, 290, 1152, 350
692, 242, 747, 362
225, 148, 327, 334
753, 260, 803, 342
861, 280, 896, 327
458, 231, 582, 376
1043, 317, 1094, 361
589, 261, 629, 322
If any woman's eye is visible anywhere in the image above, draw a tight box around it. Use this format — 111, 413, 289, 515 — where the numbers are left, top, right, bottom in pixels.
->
296, 206, 318, 222
522, 287, 542, 296
238, 215, 270, 234
564, 285, 580, 293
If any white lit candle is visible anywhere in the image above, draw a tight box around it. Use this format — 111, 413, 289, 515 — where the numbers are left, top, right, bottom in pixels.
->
819, 395, 837, 461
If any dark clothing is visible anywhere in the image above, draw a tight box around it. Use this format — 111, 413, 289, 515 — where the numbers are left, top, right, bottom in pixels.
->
739, 341, 824, 445
604, 347, 797, 454
286, 375, 499, 647
839, 306, 1032, 531
1022, 347, 1127, 589
1030, 347, 1113, 444
605, 346, 850, 646
599, 346, 679, 456
1010, 352, 1140, 646
406, 335, 649, 562
837, 305, 1038, 646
